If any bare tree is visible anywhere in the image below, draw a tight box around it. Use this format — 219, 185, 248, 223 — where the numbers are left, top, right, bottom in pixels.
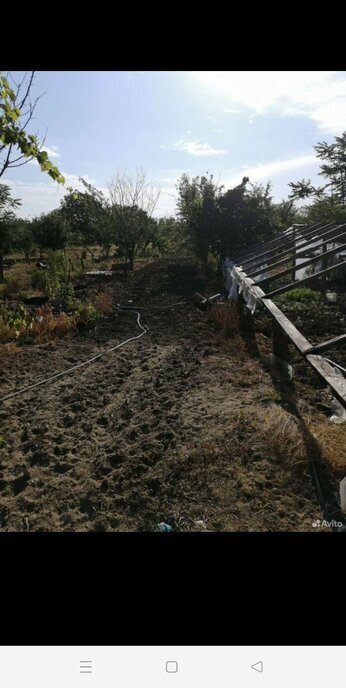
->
108, 168, 161, 270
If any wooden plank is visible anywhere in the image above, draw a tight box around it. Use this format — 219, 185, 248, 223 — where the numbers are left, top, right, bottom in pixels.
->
247, 229, 346, 279
237, 222, 322, 262
238, 222, 334, 267
243, 223, 342, 272
236, 270, 312, 354
263, 261, 346, 298
306, 355, 346, 407
292, 225, 296, 281
234, 269, 346, 409
257, 243, 346, 287
324, 358, 346, 374
306, 334, 346, 354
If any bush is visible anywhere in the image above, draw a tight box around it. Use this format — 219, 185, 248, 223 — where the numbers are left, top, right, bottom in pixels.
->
0, 303, 33, 342
93, 289, 113, 314
31, 304, 77, 343
73, 301, 100, 325
32, 250, 75, 302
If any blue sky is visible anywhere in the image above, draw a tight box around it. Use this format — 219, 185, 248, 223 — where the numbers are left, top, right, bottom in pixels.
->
4, 70, 346, 219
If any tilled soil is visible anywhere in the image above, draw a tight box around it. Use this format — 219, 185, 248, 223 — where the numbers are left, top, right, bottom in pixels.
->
0, 258, 334, 531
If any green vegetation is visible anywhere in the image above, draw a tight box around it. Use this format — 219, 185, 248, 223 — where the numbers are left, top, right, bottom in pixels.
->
0, 71, 65, 184
31, 250, 74, 302
275, 287, 322, 307
289, 131, 346, 224
275, 287, 322, 304
176, 173, 294, 271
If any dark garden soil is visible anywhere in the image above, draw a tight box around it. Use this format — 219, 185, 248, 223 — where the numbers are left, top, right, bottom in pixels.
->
0, 258, 344, 531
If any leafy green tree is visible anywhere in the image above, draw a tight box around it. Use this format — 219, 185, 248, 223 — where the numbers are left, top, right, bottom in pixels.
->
61, 179, 114, 256
31, 209, 70, 257
272, 198, 298, 229
13, 218, 34, 261
177, 174, 280, 269
289, 131, 346, 209
155, 216, 187, 254
113, 204, 156, 269
176, 173, 222, 264
0, 71, 65, 183
108, 169, 161, 270
0, 183, 21, 281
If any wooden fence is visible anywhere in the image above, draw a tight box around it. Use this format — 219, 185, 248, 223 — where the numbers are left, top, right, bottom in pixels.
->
230, 222, 346, 408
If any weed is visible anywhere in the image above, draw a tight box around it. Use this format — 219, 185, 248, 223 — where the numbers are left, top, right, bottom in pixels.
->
93, 289, 113, 315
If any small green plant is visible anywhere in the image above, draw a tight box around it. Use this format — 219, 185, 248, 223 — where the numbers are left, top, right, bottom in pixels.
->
73, 300, 100, 325
32, 250, 75, 302
275, 287, 321, 305
0, 302, 34, 341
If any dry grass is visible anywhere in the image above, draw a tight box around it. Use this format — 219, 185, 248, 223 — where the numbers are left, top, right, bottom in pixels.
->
0, 319, 16, 343
0, 342, 22, 354
207, 302, 240, 337
0, 263, 32, 296
93, 288, 113, 314
31, 305, 77, 343
259, 404, 307, 465
307, 415, 346, 476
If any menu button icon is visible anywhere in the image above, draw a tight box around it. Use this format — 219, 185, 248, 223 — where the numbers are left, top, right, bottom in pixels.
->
80, 660, 93, 674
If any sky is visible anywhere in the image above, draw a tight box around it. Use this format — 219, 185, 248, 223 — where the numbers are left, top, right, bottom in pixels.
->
3, 70, 346, 219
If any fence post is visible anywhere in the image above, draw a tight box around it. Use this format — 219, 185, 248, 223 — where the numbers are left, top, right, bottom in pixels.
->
272, 319, 289, 362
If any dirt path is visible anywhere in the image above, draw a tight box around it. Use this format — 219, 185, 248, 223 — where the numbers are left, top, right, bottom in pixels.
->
0, 258, 330, 531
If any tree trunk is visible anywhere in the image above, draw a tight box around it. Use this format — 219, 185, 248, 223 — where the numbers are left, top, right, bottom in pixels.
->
128, 248, 135, 272
0, 252, 4, 283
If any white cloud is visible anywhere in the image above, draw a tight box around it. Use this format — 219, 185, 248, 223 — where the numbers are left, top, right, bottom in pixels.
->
222, 108, 241, 114
44, 146, 60, 158
224, 153, 317, 188
192, 71, 346, 134
7, 173, 97, 219
206, 116, 218, 124
160, 176, 179, 185
163, 138, 227, 156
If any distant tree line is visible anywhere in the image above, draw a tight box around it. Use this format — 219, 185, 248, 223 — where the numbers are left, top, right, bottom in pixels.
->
1, 129, 346, 281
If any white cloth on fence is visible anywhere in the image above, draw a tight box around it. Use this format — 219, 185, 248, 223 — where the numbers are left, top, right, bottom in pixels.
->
227, 265, 260, 314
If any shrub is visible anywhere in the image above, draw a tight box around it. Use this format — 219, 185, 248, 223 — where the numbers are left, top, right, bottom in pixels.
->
32, 250, 75, 302
74, 301, 100, 325
0, 303, 33, 342
93, 289, 113, 314
31, 304, 77, 343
